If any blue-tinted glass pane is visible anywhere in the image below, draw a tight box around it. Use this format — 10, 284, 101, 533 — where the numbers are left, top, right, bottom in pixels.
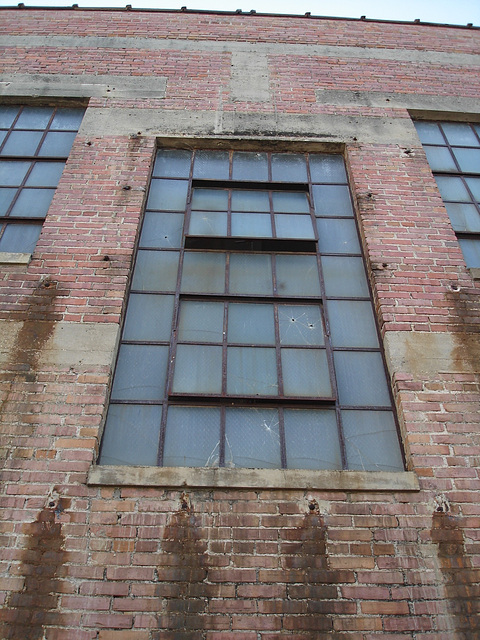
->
25, 162, 64, 187
10, 188, 55, 217
414, 121, 444, 145
231, 212, 272, 237
229, 253, 273, 295
435, 176, 470, 202
228, 303, 275, 345
278, 305, 324, 345
453, 148, 480, 173
111, 344, 168, 401
227, 347, 278, 396
153, 149, 192, 178
442, 123, 479, 147
172, 344, 222, 394
225, 408, 281, 469
1, 131, 43, 156
271, 153, 307, 182
99, 404, 161, 466
0, 160, 31, 186
327, 300, 379, 348
178, 301, 224, 343
313, 185, 353, 216
131, 250, 179, 292
276, 255, 321, 296
281, 348, 332, 397
466, 178, 480, 201
0, 223, 42, 253
231, 190, 270, 212
163, 406, 221, 467
272, 191, 309, 213
342, 410, 404, 472
139, 212, 184, 249
123, 294, 175, 342
0, 131, 6, 146
334, 351, 392, 407
284, 409, 341, 470
321, 256, 369, 297
181, 252, 226, 293
50, 108, 84, 131
0, 106, 19, 129
189, 210, 227, 236
191, 189, 228, 211
147, 178, 188, 211
193, 150, 229, 179
424, 146, 457, 172
445, 203, 480, 233
15, 107, 52, 129
0, 188, 16, 215
458, 238, 480, 268
317, 218, 361, 254
275, 214, 314, 239
309, 154, 347, 183
38, 132, 77, 157
232, 152, 268, 181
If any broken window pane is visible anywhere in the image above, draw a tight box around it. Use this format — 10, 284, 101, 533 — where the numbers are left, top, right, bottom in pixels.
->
225, 408, 281, 468
278, 305, 324, 346
163, 406, 221, 467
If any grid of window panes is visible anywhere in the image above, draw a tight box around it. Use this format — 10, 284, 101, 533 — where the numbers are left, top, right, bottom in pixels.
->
414, 121, 480, 268
99, 150, 404, 472
0, 105, 84, 254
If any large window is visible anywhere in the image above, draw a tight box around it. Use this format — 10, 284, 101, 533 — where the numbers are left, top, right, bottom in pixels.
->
99, 149, 404, 472
414, 121, 480, 268
0, 105, 84, 254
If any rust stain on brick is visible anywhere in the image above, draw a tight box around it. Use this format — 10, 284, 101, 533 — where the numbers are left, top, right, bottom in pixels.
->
431, 511, 480, 639
0, 501, 69, 639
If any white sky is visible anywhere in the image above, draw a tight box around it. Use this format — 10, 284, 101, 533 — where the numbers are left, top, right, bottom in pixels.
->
0, 0, 479, 25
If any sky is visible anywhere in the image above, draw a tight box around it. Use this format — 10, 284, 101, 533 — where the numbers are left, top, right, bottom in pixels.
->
0, 0, 479, 25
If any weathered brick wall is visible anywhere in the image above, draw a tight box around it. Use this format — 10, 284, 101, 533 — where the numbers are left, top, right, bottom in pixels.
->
0, 8, 479, 639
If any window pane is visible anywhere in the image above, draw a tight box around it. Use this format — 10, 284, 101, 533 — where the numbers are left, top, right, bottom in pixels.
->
227, 347, 278, 396
163, 406, 221, 467
435, 176, 470, 202
228, 303, 275, 344
1, 131, 43, 156
327, 300, 379, 348
466, 177, 480, 201
123, 294, 175, 342
178, 301, 224, 343
225, 408, 281, 469
0, 106, 19, 129
342, 410, 404, 472
99, 404, 161, 466
442, 123, 479, 147
272, 191, 310, 213
276, 255, 321, 296
271, 153, 307, 182
50, 108, 85, 131
231, 190, 270, 212
10, 188, 55, 217
172, 344, 222, 394
309, 154, 347, 183
275, 214, 314, 239
317, 218, 361, 254
414, 121, 444, 145
284, 409, 341, 470
191, 188, 228, 211
132, 250, 179, 292
189, 210, 228, 236
181, 252, 226, 293
111, 344, 168, 401
232, 152, 268, 181
193, 150, 229, 180
453, 148, 480, 173
38, 131, 77, 157
229, 253, 273, 295
458, 238, 480, 268
281, 348, 332, 397
153, 149, 192, 178
231, 212, 272, 237
321, 256, 370, 297
334, 351, 392, 407
424, 146, 457, 172
0, 188, 16, 215
445, 203, 480, 233
312, 185, 353, 216
278, 305, 324, 345
0, 160, 31, 186
147, 178, 189, 211
15, 106, 53, 129
25, 162, 64, 187
139, 212, 184, 249
0, 223, 42, 253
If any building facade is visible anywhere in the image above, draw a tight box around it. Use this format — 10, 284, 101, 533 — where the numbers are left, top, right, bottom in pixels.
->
0, 7, 479, 639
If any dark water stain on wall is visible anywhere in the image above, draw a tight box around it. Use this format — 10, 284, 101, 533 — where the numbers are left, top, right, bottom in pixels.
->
431, 512, 480, 639
0, 500, 69, 639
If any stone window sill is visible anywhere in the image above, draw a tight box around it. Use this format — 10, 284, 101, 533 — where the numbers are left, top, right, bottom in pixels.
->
88, 465, 419, 491
0, 252, 31, 265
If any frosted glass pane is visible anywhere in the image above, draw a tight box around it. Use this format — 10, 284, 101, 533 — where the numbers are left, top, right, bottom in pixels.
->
453, 148, 480, 173
25, 162, 64, 187
181, 252, 226, 293
272, 191, 309, 213
123, 294, 175, 341
1, 131, 42, 156
0, 160, 30, 185
193, 150, 229, 179
414, 121, 444, 144
0, 189, 16, 215
227, 347, 278, 396
10, 188, 55, 217
271, 153, 307, 182
132, 250, 179, 292
445, 204, 480, 233
442, 123, 479, 146
15, 106, 53, 129
435, 176, 470, 202
0, 131, 5, 146
232, 152, 268, 181
153, 149, 192, 177
231, 190, 270, 212
424, 146, 457, 172
50, 108, 84, 131
284, 409, 341, 470
191, 188, 228, 211
327, 300, 379, 348
189, 210, 227, 236
466, 178, 480, 201
0, 106, 19, 128
276, 255, 321, 296
342, 410, 404, 471
281, 348, 332, 397
334, 351, 392, 407
228, 303, 275, 344
99, 404, 161, 466
0, 223, 42, 253
172, 345, 222, 393
147, 178, 188, 211
111, 344, 168, 401
139, 212, 184, 249
163, 406, 221, 467
225, 408, 281, 469
321, 256, 369, 297
309, 154, 347, 183
279, 305, 324, 345
458, 238, 480, 268
178, 301, 224, 343
312, 185, 353, 217
231, 212, 272, 237
275, 214, 314, 239
317, 218, 361, 254
229, 253, 273, 295
39, 132, 76, 157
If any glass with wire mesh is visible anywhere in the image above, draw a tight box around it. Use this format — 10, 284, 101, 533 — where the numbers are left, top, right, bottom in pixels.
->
99, 149, 404, 472
0, 105, 84, 254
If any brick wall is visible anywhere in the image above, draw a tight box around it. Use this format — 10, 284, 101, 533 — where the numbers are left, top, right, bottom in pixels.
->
0, 8, 479, 639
